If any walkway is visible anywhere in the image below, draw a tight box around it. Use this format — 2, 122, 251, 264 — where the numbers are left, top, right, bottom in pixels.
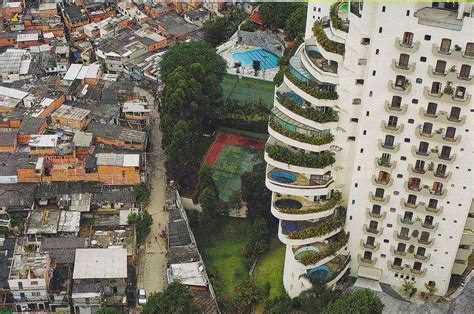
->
135, 86, 169, 294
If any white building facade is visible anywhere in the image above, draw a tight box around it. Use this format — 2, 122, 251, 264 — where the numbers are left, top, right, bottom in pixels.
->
267, 1, 473, 298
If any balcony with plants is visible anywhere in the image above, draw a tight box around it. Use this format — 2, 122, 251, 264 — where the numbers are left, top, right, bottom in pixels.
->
423, 86, 471, 104
411, 146, 457, 164
428, 65, 473, 85
415, 125, 461, 144
268, 112, 334, 150
294, 231, 348, 268
388, 78, 412, 95
273, 190, 342, 216
281, 208, 346, 241
394, 229, 434, 248
395, 37, 420, 52
431, 43, 474, 61
374, 156, 397, 172
283, 66, 339, 102
267, 166, 334, 194
304, 44, 339, 76
329, 2, 350, 33
408, 162, 452, 182
312, 20, 345, 57
384, 100, 408, 114
276, 93, 339, 125
305, 254, 351, 288
265, 144, 336, 171
418, 107, 466, 125
391, 58, 416, 74
400, 198, 443, 215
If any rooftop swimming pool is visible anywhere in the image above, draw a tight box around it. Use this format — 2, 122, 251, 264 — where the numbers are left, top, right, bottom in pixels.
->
231, 48, 279, 70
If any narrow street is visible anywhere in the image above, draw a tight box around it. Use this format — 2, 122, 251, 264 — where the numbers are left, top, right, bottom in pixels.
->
134, 86, 169, 294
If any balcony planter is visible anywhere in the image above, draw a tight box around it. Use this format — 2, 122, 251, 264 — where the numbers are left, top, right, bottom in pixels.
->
278, 191, 342, 214
312, 21, 345, 56
283, 67, 339, 100
298, 232, 349, 266
277, 95, 339, 123
266, 144, 335, 169
287, 211, 346, 239
269, 119, 334, 146
330, 3, 349, 33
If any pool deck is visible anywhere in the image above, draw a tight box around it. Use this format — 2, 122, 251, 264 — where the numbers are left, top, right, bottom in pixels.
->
220, 44, 279, 82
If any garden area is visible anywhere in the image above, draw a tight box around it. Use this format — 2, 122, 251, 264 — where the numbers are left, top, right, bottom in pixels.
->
194, 217, 285, 306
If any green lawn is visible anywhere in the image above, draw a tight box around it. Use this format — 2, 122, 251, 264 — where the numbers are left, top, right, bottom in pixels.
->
253, 239, 286, 300
221, 74, 275, 108
196, 217, 250, 300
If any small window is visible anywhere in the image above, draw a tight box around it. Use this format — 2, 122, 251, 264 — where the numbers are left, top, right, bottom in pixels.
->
401, 156, 407, 161
420, 56, 427, 62
376, 49, 380, 55
360, 148, 364, 153
361, 38, 371, 45
348, 136, 356, 141
358, 59, 367, 65
408, 119, 414, 124
424, 35, 431, 41
372, 70, 376, 76
351, 118, 359, 123
384, 239, 389, 243
369, 91, 373, 97
382, 6, 386, 12
353, 98, 361, 105
366, 111, 370, 116
363, 130, 367, 135
404, 138, 410, 143
379, 27, 383, 33
356, 79, 365, 85
406, 10, 410, 16
412, 99, 418, 104
416, 78, 423, 84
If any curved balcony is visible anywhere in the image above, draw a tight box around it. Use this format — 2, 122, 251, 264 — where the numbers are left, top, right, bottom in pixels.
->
302, 44, 339, 86
427, 65, 473, 85
311, 21, 344, 63
366, 208, 387, 221
282, 74, 338, 109
369, 191, 390, 205
378, 140, 400, 153
268, 119, 333, 153
358, 254, 378, 267
271, 193, 340, 221
293, 232, 348, 267
423, 87, 471, 105
329, 2, 349, 37
400, 198, 443, 215
278, 218, 344, 246
325, 255, 351, 288
391, 59, 416, 74
384, 101, 408, 114
363, 224, 383, 236
395, 37, 420, 52
264, 145, 334, 176
411, 146, 457, 164
403, 182, 447, 199
266, 167, 334, 196
381, 121, 404, 134
415, 125, 461, 144
431, 44, 474, 62
388, 80, 412, 95
387, 261, 427, 277
407, 163, 452, 182
360, 239, 380, 252
275, 94, 338, 130
418, 108, 466, 125
371, 175, 393, 188
374, 157, 397, 173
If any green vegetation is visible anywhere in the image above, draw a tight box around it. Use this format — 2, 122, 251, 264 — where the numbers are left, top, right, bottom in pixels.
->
287, 209, 346, 239
96, 308, 119, 314
274, 38, 304, 86
127, 212, 153, 243
299, 232, 349, 266
278, 191, 342, 215
330, 3, 349, 33
266, 144, 335, 168
323, 289, 384, 314
312, 21, 346, 55
133, 183, 151, 204
203, 9, 247, 46
278, 95, 339, 123
143, 282, 199, 314
218, 127, 268, 140
242, 218, 270, 267
240, 162, 272, 223
253, 239, 285, 299
282, 66, 339, 100
221, 74, 274, 108
269, 118, 335, 145
259, 3, 306, 41
234, 279, 268, 313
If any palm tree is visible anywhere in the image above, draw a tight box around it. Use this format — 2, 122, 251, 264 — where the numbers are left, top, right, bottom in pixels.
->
402, 279, 415, 296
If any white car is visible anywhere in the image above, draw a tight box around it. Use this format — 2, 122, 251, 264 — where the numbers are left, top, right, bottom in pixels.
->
138, 289, 147, 305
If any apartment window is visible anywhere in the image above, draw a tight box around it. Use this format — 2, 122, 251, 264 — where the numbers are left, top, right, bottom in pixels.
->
456, 86, 466, 99
348, 136, 356, 141
367, 236, 375, 245
353, 98, 361, 105
361, 38, 371, 45
407, 194, 417, 205
394, 257, 402, 267
379, 27, 383, 33
372, 204, 381, 214
18, 282, 23, 289
376, 49, 380, 55
427, 102, 437, 115
391, 96, 402, 108
397, 243, 406, 252
449, 107, 461, 121
372, 70, 376, 76
440, 38, 452, 53
375, 188, 385, 198
424, 35, 431, 41
402, 32, 414, 46
466, 43, 474, 57
358, 58, 367, 65
428, 199, 438, 209
384, 135, 395, 147
420, 56, 427, 62
399, 53, 410, 68
431, 81, 442, 94
440, 146, 452, 160
388, 116, 398, 128
31, 281, 38, 286
412, 99, 418, 104
422, 122, 433, 135
351, 118, 359, 123
435, 60, 447, 74
459, 64, 471, 80
406, 10, 410, 16
445, 127, 456, 140
382, 6, 386, 12
356, 79, 365, 85
418, 141, 429, 154
32, 292, 41, 297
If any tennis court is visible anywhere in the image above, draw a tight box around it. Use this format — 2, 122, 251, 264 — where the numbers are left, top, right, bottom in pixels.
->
203, 132, 265, 201
221, 74, 275, 109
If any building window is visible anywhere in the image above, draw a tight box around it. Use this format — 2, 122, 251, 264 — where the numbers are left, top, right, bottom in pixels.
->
382, 6, 386, 12
376, 49, 380, 55
379, 27, 383, 33
424, 35, 431, 41
361, 38, 371, 45
356, 79, 364, 85
420, 56, 427, 62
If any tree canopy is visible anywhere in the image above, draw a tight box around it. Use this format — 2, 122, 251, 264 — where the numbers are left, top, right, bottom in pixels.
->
323, 289, 384, 314
143, 282, 199, 314
241, 162, 272, 223
284, 5, 307, 41
96, 307, 119, 314
203, 9, 247, 46
128, 211, 153, 243
259, 3, 307, 40
165, 120, 198, 165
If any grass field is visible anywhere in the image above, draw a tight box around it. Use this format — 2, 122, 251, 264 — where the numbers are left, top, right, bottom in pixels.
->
196, 218, 285, 304
253, 239, 286, 300
222, 74, 275, 108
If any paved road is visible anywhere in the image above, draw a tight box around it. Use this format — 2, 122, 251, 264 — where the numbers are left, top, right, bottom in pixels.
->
135, 87, 169, 294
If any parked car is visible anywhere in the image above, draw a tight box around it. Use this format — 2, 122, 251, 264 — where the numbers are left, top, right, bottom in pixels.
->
138, 289, 147, 305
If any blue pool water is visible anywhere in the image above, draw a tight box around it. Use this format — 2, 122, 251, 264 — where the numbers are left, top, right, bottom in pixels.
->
271, 171, 297, 184
231, 48, 279, 70
283, 92, 303, 105
307, 265, 332, 280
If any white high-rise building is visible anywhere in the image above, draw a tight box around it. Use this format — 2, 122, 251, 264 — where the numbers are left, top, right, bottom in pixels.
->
266, 1, 473, 298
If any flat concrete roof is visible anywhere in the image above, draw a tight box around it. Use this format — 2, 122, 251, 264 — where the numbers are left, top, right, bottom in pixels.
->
73, 248, 127, 279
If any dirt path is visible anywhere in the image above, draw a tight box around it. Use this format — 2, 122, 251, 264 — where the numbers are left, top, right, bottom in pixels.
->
135, 86, 169, 294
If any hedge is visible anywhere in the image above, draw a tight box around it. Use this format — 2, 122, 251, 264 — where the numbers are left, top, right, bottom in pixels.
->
266, 144, 335, 168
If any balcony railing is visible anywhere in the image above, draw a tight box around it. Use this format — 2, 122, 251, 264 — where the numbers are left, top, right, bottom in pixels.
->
391, 59, 416, 73
358, 254, 378, 266
395, 37, 420, 52
384, 101, 408, 114
388, 80, 412, 94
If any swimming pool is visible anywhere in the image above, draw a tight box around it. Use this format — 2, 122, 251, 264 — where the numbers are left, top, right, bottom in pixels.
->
231, 48, 279, 70
275, 198, 302, 209
270, 171, 297, 184
307, 264, 332, 280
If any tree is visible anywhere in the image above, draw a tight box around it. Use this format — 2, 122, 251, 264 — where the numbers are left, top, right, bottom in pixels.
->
165, 120, 199, 165
234, 279, 264, 313
203, 16, 228, 46
264, 294, 295, 313
241, 162, 272, 222
259, 3, 302, 29
143, 282, 199, 314
285, 5, 307, 41
96, 307, 118, 314
198, 186, 223, 230
402, 279, 415, 297
298, 277, 334, 312
193, 165, 219, 203
134, 183, 151, 204
323, 289, 384, 314
128, 211, 153, 243
242, 218, 270, 267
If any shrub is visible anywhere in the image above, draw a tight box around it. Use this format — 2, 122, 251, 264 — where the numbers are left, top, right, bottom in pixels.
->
278, 94, 339, 123
287, 209, 346, 239
277, 191, 342, 215
283, 67, 339, 100
329, 3, 349, 33
312, 21, 345, 55
266, 144, 336, 168
299, 232, 349, 265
